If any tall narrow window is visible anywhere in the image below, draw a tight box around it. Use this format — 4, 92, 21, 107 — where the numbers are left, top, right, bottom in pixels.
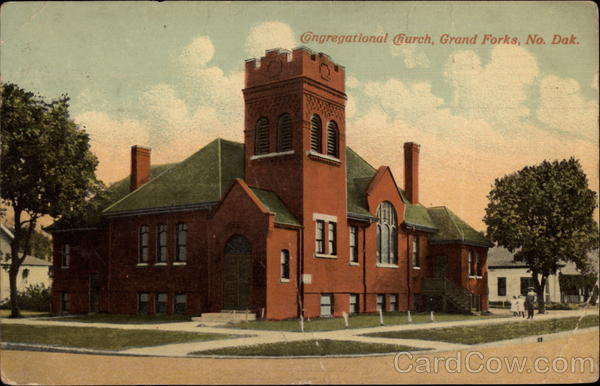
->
176, 223, 187, 262
138, 293, 150, 315
255, 117, 269, 155
349, 294, 359, 314
412, 236, 420, 268
320, 294, 333, 317
468, 251, 475, 276
377, 202, 397, 265
390, 294, 398, 311
157, 224, 168, 263
174, 294, 187, 314
139, 225, 149, 263
280, 250, 290, 280
349, 226, 358, 263
497, 277, 507, 296
61, 293, 69, 313
310, 114, 322, 153
328, 221, 337, 255
315, 220, 325, 253
157, 293, 168, 314
61, 244, 70, 268
476, 252, 482, 277
277, 113, 292, 152
326, 121, 339, 157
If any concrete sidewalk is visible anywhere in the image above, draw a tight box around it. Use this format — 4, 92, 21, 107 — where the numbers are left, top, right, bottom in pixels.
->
2, 308, 597, 357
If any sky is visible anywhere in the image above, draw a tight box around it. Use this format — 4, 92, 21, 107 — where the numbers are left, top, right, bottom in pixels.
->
1, 1, 598, 230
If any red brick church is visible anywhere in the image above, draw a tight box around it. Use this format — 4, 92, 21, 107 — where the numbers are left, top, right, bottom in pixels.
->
50, 48, 492, 319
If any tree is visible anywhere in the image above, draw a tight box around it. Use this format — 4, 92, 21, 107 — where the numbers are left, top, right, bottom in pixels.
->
484, 159, 599, 313
1, 83, 102, 317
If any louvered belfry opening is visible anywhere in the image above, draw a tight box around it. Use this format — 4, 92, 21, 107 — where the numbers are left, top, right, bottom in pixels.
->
327, 121, 339, 158
277, 113, 292, 152
254, 117, 270, 155
310, 114, 322, 153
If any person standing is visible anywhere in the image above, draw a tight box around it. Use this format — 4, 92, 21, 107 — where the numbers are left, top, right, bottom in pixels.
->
525, 287, 536, 319
510, 296, 518, 317
517, 295, 525, 317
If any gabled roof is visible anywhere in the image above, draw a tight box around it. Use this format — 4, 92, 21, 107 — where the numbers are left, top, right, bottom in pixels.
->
249, 187, 300, 227
427, 206, 493, 247
104, 139, 244, 214
346, 147, 377, 217
404, 203, 437, 232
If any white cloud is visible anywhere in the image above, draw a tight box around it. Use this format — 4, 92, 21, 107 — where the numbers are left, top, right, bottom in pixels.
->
536, 75, 599, 140
444, 45, 539, 124
244, 21, 296, 58
390, 45, 430, 69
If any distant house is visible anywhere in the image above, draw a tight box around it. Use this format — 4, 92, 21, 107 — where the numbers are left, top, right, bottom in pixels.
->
487, 246, 580, 304
0, 224, 52, 301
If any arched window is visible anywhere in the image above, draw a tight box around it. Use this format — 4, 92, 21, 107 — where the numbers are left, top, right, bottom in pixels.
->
376, 202, 397, 265
277, 113, 292, 152
326, 121, 339, 158
310, 114, 322, 153
255, 117, 269, 155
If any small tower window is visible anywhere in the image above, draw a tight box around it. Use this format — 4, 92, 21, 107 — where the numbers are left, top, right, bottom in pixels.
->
277, 113, 292, 152
310, 114, 322, 153
326, 121, 339, 158
255, 117, 270, 155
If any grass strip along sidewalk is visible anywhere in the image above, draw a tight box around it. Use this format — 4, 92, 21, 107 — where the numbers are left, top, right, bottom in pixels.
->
0, 324, 238, 351
363, 315, 599, 345
191, 339, 424, 357
225, 312, 501, 332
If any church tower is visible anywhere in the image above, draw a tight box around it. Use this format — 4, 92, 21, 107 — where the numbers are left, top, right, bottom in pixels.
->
243, 47, 347, 227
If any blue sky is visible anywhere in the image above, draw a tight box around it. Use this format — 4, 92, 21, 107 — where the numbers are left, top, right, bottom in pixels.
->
2, 1, 598, 228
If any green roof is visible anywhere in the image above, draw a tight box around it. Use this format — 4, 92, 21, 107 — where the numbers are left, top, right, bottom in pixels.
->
346, 147, 377, 216
249, 187, 300, 227
404, 203, 437, 231
427, 206, 493, 247
104, 139, 244, 214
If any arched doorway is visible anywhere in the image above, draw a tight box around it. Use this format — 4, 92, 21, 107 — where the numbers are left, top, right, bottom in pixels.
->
223, 234, 252, 310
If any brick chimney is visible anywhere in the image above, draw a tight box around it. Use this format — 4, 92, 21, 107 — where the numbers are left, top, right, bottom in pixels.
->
404, 142, 420, 204
130, 145, 151, 192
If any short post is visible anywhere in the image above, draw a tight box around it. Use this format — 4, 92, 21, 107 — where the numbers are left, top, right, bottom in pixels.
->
430, 310, 435, 322
407, 310, 413, 323
260, 307, 265, 320
342, 311, 349, 328
379, 309, 384, 326
245, 309, 249, 322
300, 314, 305, 333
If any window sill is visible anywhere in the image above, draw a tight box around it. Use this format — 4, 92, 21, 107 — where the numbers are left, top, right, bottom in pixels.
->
155, 262, 168, 266
377, 263, 399, 269
315, 253, 337, 259
469, 276, 483, 279
307, 150, 341, 166
412, 266, 421, 270
173, 262, 187, 266
61, 266, 69, 269
349, 262, 360, 266
280, 278, 290, 283
251, 150, 294, 160
136, 263, 150, 267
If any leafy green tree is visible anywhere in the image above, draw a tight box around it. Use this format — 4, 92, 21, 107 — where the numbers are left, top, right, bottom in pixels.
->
484, 159, 599, 313
1, 83, 102, 317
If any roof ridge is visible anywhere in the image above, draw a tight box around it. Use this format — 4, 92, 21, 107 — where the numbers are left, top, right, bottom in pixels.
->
347, 146, 377, 173
444, 206, 465, 241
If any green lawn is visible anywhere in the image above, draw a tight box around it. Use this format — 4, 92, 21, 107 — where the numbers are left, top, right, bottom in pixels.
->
46, 313, 192, 324
225, 312, 503, 332
0, 324, 237, 350
364, 315, 600, 345
191, 339, 422, 357
0, 310, 51, 318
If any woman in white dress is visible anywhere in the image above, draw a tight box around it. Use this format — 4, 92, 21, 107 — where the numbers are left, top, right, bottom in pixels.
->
510, 296, 518, 317
517, 295, 525, 317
